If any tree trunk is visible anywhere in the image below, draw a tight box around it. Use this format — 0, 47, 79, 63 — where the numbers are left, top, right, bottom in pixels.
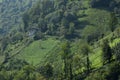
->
70, 63, 73, 80
86, 53, 90, 74
64, 59, 67, 79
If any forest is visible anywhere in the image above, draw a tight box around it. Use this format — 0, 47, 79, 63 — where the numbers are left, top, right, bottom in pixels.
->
0, 0, 120, 80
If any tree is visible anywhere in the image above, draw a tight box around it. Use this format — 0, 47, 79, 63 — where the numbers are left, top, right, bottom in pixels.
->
102, 39, 112, 65
5, 58, 28, 70
109, 12, 118, 32
34, 32, 44, 40
82, 26, 102, 43
80, 42, 91, 74
113, 42, 120, 61
0, 70, 10, 80
106, 62, 120, 80
60, 41, 73, 80
72, 54, 85, 76
37, 63, 53, 79
0, 71, 6, 80
0, 36, 9, 53
114, 27, 120, 38
22, 13, 30, 31
66, 22, 75, 39
91, 0, 111, 8
11, 32, 24, 44
14, 65, 36, 80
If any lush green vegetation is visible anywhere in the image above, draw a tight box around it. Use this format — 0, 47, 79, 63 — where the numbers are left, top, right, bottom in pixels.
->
16, 38, 60, 65
0, 0, 120, 80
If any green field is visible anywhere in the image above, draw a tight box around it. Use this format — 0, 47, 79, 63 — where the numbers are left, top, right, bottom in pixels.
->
16, 38, 60, 65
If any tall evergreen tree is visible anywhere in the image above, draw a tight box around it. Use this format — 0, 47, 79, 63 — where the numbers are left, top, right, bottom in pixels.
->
113, 43, 120, 61
102, 39, 112, 65
109, 12, 118, 32
80, 42, 91, 74
60, 41, 73, 80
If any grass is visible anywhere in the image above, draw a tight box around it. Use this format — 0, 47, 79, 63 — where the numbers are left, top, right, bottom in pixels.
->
110, 38, 120, 47
90, 33, 120, 68
90, 47, 103, 68
16, 38, 60, 65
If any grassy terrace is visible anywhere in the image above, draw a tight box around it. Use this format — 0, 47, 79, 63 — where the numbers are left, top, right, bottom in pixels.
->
16, 38, 60, 65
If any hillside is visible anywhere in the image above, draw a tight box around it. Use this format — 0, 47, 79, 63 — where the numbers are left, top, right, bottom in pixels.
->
0, 0, 120, 80
16, 38, 60, 65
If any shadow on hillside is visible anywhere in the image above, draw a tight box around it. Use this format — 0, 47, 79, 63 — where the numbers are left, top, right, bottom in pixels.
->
91, 0, 119, 12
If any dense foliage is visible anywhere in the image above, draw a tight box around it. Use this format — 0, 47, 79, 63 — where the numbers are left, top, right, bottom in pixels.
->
0, 0, 120, 80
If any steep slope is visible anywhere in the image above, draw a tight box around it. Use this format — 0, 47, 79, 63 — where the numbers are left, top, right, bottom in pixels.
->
0, 0, 120, 80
